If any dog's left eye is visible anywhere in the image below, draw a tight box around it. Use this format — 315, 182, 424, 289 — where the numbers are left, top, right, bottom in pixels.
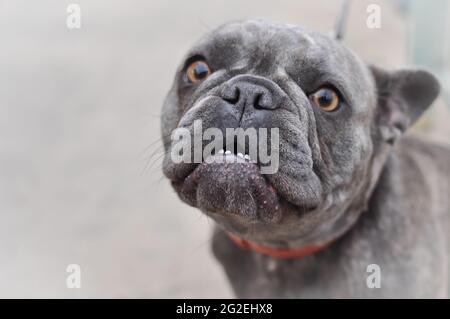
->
186, 60, 211, 84
310, 87, 340, 112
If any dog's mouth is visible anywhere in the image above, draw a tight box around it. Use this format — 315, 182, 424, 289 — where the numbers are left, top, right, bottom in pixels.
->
170, 147, 319, 224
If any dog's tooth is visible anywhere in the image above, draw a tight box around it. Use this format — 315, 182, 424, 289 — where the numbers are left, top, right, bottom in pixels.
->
225, 150, 231, 155
237, 152, 244, 158
218, 149, 224, 154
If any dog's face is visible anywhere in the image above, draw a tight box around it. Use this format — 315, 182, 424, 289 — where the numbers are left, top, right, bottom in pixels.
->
161, 20, 439, 244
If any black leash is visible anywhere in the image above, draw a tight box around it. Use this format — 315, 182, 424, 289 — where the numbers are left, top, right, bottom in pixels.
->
334, 0, 352, 41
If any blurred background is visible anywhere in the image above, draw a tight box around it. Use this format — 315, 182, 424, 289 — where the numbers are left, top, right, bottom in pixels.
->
0, 0, 449, 298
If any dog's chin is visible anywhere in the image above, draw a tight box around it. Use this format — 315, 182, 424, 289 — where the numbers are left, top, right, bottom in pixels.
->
171, 153, 322, 226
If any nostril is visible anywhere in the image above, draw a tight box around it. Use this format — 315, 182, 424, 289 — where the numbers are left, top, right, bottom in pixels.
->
254, 93, 263, 109
223, 86, 240, 104
254, 92, 272, 109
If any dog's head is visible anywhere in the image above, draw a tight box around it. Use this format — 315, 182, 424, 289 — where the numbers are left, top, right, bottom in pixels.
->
161, 20, 440, 245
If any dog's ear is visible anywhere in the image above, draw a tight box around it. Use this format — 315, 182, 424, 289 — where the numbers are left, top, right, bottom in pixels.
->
370, 66, 440, 144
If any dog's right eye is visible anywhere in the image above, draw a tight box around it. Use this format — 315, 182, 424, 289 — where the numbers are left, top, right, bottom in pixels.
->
186, 60, 211, 84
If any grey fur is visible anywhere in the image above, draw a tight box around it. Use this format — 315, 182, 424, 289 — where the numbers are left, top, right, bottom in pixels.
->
161, 20, 449, 298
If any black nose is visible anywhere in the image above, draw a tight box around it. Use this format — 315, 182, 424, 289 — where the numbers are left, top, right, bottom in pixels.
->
220, 75, 282, 110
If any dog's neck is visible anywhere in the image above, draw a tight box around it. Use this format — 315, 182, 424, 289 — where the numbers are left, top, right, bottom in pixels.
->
225, 194, 369, 258
226, 145, 392, 258
226, 232, 334, 258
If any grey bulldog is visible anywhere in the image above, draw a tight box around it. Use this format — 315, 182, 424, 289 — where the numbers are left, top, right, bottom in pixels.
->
161, 20, 450, 298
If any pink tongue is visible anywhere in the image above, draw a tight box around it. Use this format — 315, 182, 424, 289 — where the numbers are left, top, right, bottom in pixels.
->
184, 157, 281, 222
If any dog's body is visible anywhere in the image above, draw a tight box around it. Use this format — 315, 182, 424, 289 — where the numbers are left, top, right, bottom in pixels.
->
213, 137, 450, 298
161, 20, 449, 298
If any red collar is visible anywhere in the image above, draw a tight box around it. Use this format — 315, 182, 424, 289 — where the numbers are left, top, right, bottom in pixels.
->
227, 232, 331, 259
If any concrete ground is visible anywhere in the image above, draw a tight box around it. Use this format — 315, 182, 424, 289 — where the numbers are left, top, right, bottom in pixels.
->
0, 0, 448, 298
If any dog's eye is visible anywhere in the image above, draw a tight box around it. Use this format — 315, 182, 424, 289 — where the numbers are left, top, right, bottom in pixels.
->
310, 87, 340, 112
186, 60, 211, 83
